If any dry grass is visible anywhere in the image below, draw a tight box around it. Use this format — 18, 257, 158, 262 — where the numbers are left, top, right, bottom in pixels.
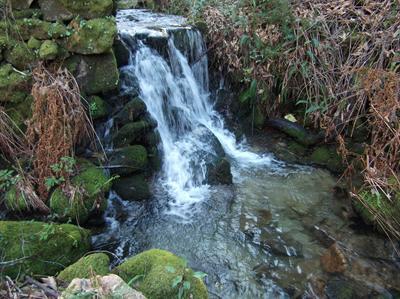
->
26, 63, 96, 199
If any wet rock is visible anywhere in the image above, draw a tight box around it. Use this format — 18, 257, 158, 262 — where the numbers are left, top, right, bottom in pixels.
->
0, 221, 90, 278
65, 18, 117, 55
114, 97, 147, 126
57, 253, 110, 283
309, 225, 336, 248
206, 157, 233, 185
114, 37, 131, 67
64, 52, 119, 95
309, 145, 344, 173
325, 277, 392, 299
320, 243, 347, 273
265, 118, 323, 146
113, 249, 208, 299
61, 274, 146, 299
141, 131, 161, 147
113, 174, 151, 201
109, 145, 148, 176
261, 236, 303, 257
113, 120, 151, 147
38, 0, 113, 21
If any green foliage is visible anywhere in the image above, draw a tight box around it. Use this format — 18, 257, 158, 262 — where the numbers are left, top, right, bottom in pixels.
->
0, 169, 19, 192
45, 156, 76, 190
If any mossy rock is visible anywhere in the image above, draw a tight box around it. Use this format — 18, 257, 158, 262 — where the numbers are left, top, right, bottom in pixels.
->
309, 145, 344, 173
0, 63, 31, 103
4, 41, 37, 70
57, 253, 110, 283
113, 249, 208, 299
4, 95, 33, 131
0, 221, 90, 279
113, 121, 151, 147
65, 18, 117, 55
39, 40, 59, 60
27, 37, 42, 49
38, 0, 113, 21
112, 174, 151, 201
49, 160, 111, 224
114, 97, 147, 126
12, 8, 42, 19
4, 186, 29, 212
109, 145, 148, 176
117, 0, 138, 9
64, 52, 119, 95
14, 19, 68, 41
88, 95, 108, 120
9, 0, 33, 10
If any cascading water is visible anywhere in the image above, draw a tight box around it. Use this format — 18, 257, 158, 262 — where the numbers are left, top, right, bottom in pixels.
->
118, 10, 272, 220
92, 10, 400, 299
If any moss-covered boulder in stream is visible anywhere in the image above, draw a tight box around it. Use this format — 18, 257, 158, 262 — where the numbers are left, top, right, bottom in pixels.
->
109, 145, 148, 176
49, 160, 111, 224
309, 145, 344, 173
0, 221, 90, 279
57, 253, 110, 283
0, 64, 31, 103
113, 249, 208, 299
88, 95, 109, 120
38, 0, 114, 21
113, 174, 151, 201
113, 121, 152, 147
65, 18, 117, 55
64, 51, 119, 95
114, 97, 147, 126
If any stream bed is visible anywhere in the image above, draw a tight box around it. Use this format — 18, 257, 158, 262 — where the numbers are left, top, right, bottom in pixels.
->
93, 9, 400, 299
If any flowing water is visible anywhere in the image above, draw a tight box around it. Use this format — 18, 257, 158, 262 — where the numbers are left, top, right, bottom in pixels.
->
93, 9, 400, 298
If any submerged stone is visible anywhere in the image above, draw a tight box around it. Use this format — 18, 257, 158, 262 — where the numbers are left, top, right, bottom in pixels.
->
0, 221, 90, 278
57, 253, 110, 282
113, 249, 208, 299
65, 18, 117, 55
113, 174, 150, 201
109, 145, 148, 176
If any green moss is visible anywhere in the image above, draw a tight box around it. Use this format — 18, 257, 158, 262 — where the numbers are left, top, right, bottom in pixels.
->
114, 97, 147, 126
4, 41, 37, 70
39, 40, 59, 60
59, 0, 114, 19
57, 253, 110, 282
113, 121, 151, 147
109, 145, 148, 176
0, 64, 31, 103
65, 18, 117, 55
4, 186, 29, 212
88, 95, 108, 120
27, 37, 42, 49
5, 95, 33, 131
12, 8, 42, 19
49, 160, 111, 224
113, 249, 208, 299
15, 18, 68, 40
309, 146, 344, 173
0, 221, 90, 279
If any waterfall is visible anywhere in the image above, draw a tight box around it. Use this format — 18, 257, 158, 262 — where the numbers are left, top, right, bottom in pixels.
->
118, 10, 271, 220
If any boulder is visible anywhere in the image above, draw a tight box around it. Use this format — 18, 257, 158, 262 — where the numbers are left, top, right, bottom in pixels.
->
64, 52, 119, 95
206, 158, 232, 185
114, 97, 147, 126
320, 243, 347, 273
65, 18, 117, 55
39, 40, 59, 60
113, 249, 208, 299
113, 121, 151, 147
61, 274, 146, 299
38, 0, 114, 21
113, 174, 151, 201
11, 8, 42, 19
49, 160, 111, 224
0, 221, 90, 278
14, 18, 68, 40
0, 64, 31, 103
309, 145, 344, 173
57, 253, 110, 282
109, 145, 148, 176
113, 37, 131, 67
27, 37, 42, 49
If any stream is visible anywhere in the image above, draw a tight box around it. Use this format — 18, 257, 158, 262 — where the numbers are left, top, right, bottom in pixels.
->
93, 9, 400, 299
